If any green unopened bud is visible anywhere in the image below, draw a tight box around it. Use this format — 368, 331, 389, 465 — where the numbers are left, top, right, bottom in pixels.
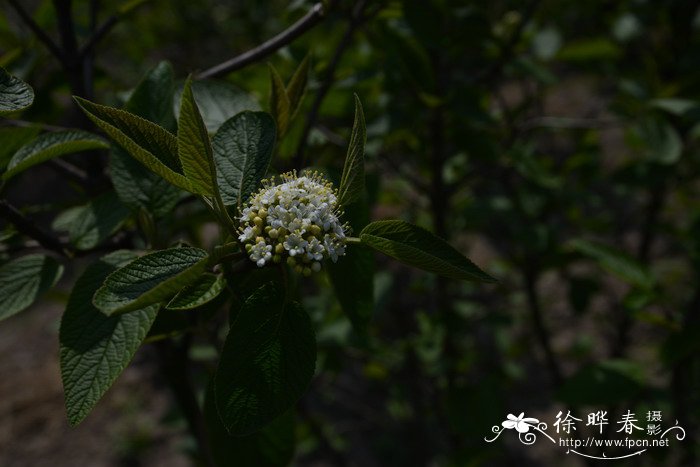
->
248, 211, 257, 220
311, 262, 321, 272
278, 227, 287, 237
302, 267, 312, 277
245, 244, 253, 252
258, 208, 267, 218
310, 225, 321, 237
273, 254, 282, 263
287, 256, 296, 267
269, 229, 279, 239
294, 265, 303, 274
275, 243, 285, 254
255, 236, 265, 243
253, 216, 264, 227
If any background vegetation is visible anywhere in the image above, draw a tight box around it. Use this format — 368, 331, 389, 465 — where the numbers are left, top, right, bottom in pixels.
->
1, 0, 699, 465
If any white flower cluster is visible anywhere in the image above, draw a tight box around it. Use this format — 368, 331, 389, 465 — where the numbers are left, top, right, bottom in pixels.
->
238, 171, 348, 275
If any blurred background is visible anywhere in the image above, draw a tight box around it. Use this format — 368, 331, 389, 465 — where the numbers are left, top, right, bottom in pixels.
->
1, 0, 699, 465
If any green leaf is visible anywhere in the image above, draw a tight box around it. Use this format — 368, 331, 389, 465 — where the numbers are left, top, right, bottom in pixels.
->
214, 282, 316, 435
68, 191, 130, 250
212, 111, 276, 206
269, 64, 291, 137
286, 54, 310, 119
177, 77, 216, 195
326, 193, 374, 332
635, 117, 682, 164
650, 98, 698, 117
569, 239, 654, 289
2, 130, 108, 181
110, 147, 182, 218
0, 67, 34, 114
111, 62, 182, 217
0, 254, 64, 321
74, 96, 194, 193
124, 61, 177, 130
360, 220, 497, 282
205, 385, 296, 467
166, 273, 225, 310
0, 126, 40, 170
93, 246, 209, 315
174, 80, 260, 133
60, 251, 158, 426
327, 246, 374, 332
338, 95, 366, 206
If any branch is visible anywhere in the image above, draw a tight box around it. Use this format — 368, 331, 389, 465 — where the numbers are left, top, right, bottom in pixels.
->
6, 0, 65, 64
0, 200, 69, 257
196, 3, 326, 80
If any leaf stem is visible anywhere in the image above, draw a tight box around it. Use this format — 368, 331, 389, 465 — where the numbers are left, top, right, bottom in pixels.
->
345, 236, 361, 244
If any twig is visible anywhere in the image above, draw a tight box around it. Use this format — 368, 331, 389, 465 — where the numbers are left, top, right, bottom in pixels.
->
155, 339, 216, 467
0, 200, 69, 257
293, 0, 370, 169
47, 159, 90, 185
196, 3, 326, 80
0, 119, 72, 132
523, 266, 563, 385
6, 0, 65, 64
79, 11, 119, 60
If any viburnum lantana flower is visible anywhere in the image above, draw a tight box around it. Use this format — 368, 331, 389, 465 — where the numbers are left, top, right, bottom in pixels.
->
238, 171, 348, 275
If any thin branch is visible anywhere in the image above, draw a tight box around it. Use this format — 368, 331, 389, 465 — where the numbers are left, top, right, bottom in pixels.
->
293, 0, 370, 169
47, 159, 90, 185
0, 119, 72, 132
197, 3, 326, 80
0, 200, 69, 257
6, 0, 65, 63
523, 266, 563, 385
78, 11, 119, 60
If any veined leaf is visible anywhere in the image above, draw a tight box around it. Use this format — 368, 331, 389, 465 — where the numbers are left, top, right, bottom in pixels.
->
60, 250, 158, 426
174, 80, 261, 133
205, 385, 296, 467
286, 55, 310, 120
338, 95, 366, 206
68, 191, 130, 250
360, 220, 497, 282
214, 282, 316, 435
3, 130, 108, 181
111, 147, 182, 218
269, 64, 291, 137
93, 246, 209, 315
569, 239, 654, 289
212, 111, 276, 206
74, 97, 194, 193
111, 62, 182, 217
177, 77, 215, 195
0, 254, 64, 321
326, 193, 374, 332
327, 245, 374, 332
124, 61, 176, 130
0, 67, 34, 114
0, 126, 41, 170
166, 273, 225, 310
